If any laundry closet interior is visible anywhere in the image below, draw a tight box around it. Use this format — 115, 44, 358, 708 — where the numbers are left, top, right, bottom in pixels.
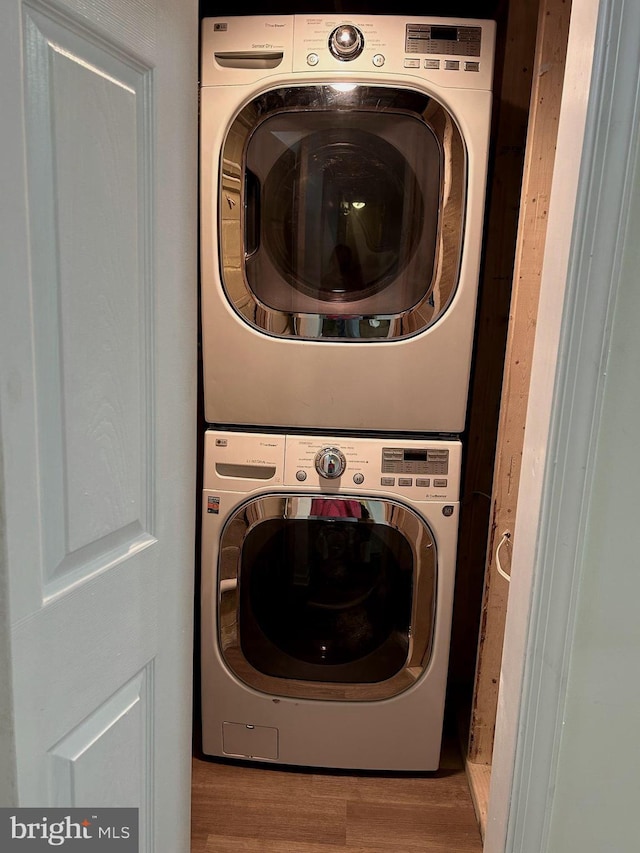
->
193, 0, 570, 846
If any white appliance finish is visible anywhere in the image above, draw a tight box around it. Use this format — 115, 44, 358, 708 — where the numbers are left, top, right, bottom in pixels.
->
201, 430, 462, 770
200, 15, 495, 433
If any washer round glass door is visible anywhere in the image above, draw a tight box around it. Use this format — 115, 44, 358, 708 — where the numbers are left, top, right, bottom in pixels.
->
218, 85, 467, 340
216, 494, 438, 702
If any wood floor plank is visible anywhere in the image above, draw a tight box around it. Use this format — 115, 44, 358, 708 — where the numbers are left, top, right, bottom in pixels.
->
204, 838, 382, 852
346, 800, 483, 852
192, 756, 317, 799
191, 783, 346, 847
191, 830, 209, 853
310, 768, 475, 808
192, 737, 483, 853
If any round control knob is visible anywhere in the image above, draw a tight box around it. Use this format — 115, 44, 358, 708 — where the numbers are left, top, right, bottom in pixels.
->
328, 25, 365, 61
314, 447, 347, 479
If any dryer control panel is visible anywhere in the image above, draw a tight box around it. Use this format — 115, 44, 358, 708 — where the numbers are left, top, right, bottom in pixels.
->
201, 15, 495, 91
291, 15, 494, 87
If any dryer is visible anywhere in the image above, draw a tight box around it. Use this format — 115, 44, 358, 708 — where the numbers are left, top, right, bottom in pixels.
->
200, 429, 461, 770
200, 15, 495, 433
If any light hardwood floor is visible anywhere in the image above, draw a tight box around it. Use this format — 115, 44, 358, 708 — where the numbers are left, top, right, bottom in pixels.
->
191, 738, 483, 852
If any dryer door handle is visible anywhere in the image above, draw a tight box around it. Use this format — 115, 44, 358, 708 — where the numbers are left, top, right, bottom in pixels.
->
244, 169, 261, 258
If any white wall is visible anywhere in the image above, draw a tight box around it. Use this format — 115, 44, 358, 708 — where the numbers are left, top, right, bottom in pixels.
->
487, 1, 640, 850
545, 98, 640, 853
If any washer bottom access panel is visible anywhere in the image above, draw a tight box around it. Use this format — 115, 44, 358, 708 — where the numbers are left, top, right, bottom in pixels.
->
200, 429, 462, 770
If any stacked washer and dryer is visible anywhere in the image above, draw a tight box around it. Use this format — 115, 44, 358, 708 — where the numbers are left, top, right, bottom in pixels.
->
199, 14, 495, 771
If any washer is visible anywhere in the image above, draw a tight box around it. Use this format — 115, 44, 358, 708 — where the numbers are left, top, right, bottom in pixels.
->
200, 15, 495, 433
201, 429, 461, 770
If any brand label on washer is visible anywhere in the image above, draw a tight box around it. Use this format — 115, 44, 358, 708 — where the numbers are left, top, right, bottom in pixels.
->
207, 496, 220, 514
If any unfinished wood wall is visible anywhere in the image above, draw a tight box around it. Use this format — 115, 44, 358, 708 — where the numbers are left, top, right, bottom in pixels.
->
450, 0, 540, 694
467, 0, 573, 765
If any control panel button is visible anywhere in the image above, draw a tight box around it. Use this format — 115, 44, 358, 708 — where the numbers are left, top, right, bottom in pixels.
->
416, 478, 431, 487
444, 60, 460, 70
353, 473, 365, 485
398, 478, 413, 487
433, 478, 448, 488
381, 477, 395, 486
424, 59, 440, 70
464, 61, 480, 72
404, 58, 420, 68
307, 53, 319, 66
296, 470, 307, 481
372, 53, 385, 67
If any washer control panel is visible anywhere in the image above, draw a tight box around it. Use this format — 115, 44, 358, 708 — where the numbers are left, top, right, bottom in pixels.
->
285, 434, 461, 501
204, 430, 462, 500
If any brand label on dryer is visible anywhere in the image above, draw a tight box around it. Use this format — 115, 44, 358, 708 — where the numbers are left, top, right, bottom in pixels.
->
207, 496, 220, 514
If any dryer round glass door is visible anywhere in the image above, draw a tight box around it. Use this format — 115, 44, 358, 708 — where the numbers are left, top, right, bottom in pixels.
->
218, 85, 467, 341
247, 115, 432, 311
216, 494, 438, 702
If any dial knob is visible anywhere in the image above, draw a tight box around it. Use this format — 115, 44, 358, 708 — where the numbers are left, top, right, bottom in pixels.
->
314, 447, 347, 479
328, 25, 365, 61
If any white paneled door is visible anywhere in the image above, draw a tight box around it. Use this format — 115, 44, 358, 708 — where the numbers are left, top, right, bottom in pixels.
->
0, 0, 197, 850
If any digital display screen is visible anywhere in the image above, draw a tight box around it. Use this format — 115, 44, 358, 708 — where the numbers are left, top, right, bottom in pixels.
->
404, 450, 428, 462
431, 26, 458, 41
